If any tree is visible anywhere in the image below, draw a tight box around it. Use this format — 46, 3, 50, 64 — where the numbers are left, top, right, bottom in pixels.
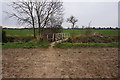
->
67, 16, 78, 29
82, 25, 85, 29
7, 0, 36, 38
34, 0, 63, 35
74, 25, 79, 29
85, 21, 92, 36
6, 0, 63, 39
2, 30, 7, 42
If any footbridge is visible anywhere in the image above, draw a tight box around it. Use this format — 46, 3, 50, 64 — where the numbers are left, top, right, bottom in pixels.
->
45, 33, 70, 42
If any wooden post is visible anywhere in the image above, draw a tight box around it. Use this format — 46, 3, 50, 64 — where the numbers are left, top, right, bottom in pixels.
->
52, 33, 55, 41
63, 33, 64, 39
62, 33, 63, 40
54, 33, 56, 41
47, 35, 48, 40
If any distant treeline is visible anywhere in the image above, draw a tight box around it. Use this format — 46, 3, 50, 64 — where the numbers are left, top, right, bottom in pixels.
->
2, 27, 120, 30
67, 27, 120, 30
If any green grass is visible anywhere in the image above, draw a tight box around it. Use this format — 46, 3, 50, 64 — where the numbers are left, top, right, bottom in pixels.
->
3, 29, 34, 37
3, 29, 119, 37
2, 41, 50, 49
63, 29, 119, 36
54, 42, 119, 49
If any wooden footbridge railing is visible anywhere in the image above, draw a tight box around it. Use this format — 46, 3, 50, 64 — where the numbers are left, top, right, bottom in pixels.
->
46, 33, 70, 42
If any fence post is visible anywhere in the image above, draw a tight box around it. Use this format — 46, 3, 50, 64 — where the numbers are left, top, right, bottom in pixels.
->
62, 33, 63, 40
47, 34, 48, 40
64, 33, 65, 39
52, 33, 55, 41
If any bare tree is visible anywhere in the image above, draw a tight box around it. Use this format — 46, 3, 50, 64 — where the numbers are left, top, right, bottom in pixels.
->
82, 25, 85, 29
88, 20, 92, 28
47, 11, 63, 28
67, 16, 78, 29
7, 0, 63, 39
34, 0, 47, 35
6, 0, 36, 38
34, 0, 63, 35
85, 21, 92, 36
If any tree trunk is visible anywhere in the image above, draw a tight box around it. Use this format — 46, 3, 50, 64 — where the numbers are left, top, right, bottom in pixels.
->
33, 23, 36, 38
72, 24, 74, 29
31, 13, 36, 38
36, 10, 41, 36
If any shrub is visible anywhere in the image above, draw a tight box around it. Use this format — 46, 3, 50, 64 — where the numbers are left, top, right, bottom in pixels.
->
2, 30, 7, 42
85, 28, 92, 36
68, 32, 119, 43
13, 36, 34, 42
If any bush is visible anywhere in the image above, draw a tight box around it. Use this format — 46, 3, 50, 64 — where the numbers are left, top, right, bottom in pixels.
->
41, 25, 63, 41
2, 35, 34, 42
68, 32, 119, 43
2, 30, 7, 42
85, 28, 92, 36
13, 36, 34, 42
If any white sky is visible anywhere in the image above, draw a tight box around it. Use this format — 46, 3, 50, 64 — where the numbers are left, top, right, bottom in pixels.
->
0, 0, 119, 28
62, 2, 118, 28
0, 0, 119, 2
63, 0, 119, 2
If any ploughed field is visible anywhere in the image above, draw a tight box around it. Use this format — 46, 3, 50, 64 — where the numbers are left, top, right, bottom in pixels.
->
2, 48, 118, 78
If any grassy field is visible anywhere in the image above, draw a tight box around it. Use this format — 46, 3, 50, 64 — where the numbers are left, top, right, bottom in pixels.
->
2, 41, 50, 49
3, 29, 34, 37
63, 29, 119, 36
2, 29, 119, 49
54, 42, 119, 49
3, 29, 119, 37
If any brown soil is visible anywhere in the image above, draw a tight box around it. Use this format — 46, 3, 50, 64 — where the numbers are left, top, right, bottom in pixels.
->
2, 47, 118, 78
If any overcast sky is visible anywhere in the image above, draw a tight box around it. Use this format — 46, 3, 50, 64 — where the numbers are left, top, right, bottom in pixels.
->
63, 2, 118, 28
0, 0, 119, 28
